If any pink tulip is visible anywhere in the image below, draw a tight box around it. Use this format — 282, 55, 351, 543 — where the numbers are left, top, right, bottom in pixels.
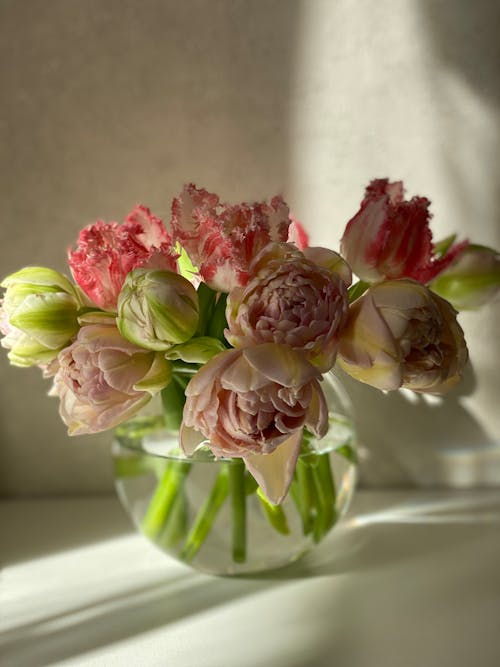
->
338, 279, 468, 393
180, 343, 328, 503
50, 317, 171, 435
340, 179, 468, 283
68, 206, 178, 310
170, 184, 291, 292
226, 243, 349, 372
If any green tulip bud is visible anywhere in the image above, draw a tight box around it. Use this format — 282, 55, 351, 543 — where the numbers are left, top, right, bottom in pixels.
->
430, 245, 500, 310
117, 269, 199, 351
1, 267, 81, 366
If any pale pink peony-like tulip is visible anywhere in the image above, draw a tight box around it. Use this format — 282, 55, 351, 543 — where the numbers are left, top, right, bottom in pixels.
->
50, 316, 171, 435
68, 206, 178, 310
338, 279, 468, 393
340, 179, 468, 284
180, 343, 328, 503
170, 184, 292, 292
226, 243, 350, 372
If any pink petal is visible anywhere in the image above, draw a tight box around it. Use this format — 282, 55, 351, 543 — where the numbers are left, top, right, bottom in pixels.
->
242, 343, 319, 388
243, 428, 303, 504
287, 216, 309, 250
179, 423, 206, 455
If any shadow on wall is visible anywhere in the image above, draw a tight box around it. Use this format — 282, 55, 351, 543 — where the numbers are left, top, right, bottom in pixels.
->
343, 362, 500, 488
417, 0, 500, 238
418, 0, 500, 106
344, 0, 500, 488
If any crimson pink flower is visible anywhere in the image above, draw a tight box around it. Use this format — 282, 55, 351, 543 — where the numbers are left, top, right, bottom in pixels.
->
170, 184, 292, 292
180, 343, 328, 503
68, 206, 178, 310
340, 179, 468, 284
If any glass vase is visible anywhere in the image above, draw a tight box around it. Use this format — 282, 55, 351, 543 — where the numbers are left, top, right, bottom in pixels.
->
112, 372, 358, 576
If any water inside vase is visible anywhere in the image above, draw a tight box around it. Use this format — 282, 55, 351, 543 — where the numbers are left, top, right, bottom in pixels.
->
113, 408, 357, 576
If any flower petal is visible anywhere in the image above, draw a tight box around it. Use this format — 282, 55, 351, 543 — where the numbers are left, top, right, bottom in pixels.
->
179, 423, 206, 455
243, 429, 303, 504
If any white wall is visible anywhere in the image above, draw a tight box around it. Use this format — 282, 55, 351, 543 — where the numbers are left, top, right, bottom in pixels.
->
0, 0, 498, 496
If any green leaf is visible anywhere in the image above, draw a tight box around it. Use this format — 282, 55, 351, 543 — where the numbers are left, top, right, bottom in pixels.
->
196, 283, 218, 336
348, 280, 369, 302
335, 442, 358, 465
160, 379, 187, 431
165, 336, 225, 364
207, 292, 229, 343
177, 245, 199, 281
433, 234, 456, 258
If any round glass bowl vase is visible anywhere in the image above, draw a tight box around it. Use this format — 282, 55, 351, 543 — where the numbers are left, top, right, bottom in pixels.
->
112, 372, 358, 576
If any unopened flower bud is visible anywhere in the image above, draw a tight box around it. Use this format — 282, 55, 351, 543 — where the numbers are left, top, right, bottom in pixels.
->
430, 245, 500, 310
0, 267, 81, 366
117, 269, 199, 351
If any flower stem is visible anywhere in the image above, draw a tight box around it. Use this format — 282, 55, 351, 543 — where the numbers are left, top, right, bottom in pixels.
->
158, 487, 189, 548
141, 460, 191, 540
257, 488, 290, 535
311, 453, 337, 543
179, 464, 230, 563
291, 458, 316, 535
229, 460, 247, 563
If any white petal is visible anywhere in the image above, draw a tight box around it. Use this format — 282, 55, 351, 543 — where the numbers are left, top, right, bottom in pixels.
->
243, 429, 303, 504
179, 423, 206, 456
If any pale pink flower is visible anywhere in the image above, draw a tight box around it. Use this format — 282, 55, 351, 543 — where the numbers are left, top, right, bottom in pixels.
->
170, 183, 291, 292
340, 179, 468, 284
226, 243, 350, 372
68, 206, 178, 310
338, 279, 468, 393
180, 343, 328, 503
50, 317, 171, 435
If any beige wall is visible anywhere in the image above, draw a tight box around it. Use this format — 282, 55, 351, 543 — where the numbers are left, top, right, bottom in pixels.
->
1, 0, 499, 496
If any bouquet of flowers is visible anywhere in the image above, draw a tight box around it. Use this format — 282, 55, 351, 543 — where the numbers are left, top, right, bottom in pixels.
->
1, 179, 499, 570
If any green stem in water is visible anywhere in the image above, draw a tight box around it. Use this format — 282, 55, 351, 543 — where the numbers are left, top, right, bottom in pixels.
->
229, 461, 247, 563
141, 460, 191, 540
311, 453, 337, 543
158, 487, 189, 549
257, 488, 290, 535
179, 464, 230, 563
291, 458, 316, 535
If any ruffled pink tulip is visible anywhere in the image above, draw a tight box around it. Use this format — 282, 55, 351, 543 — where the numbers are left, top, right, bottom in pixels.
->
226, 243, 350, 372
180, 343, 328, 503
338, 279, 468, 393
340, 179, 468, 284
50, 317, 171, 435
68, 206, 178, 310
171, 184, 291, 292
